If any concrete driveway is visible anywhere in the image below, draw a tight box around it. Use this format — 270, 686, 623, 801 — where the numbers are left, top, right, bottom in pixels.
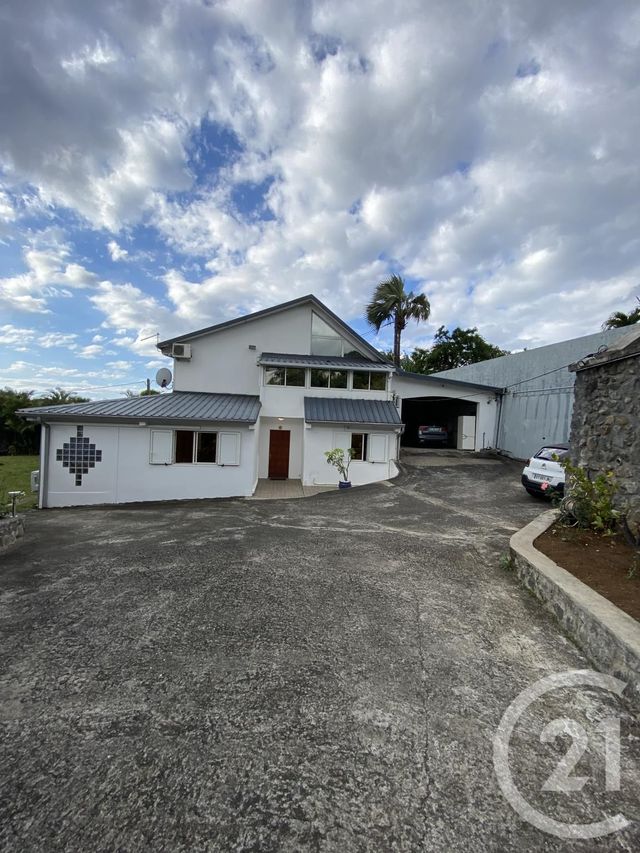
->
1, 453, 638, 851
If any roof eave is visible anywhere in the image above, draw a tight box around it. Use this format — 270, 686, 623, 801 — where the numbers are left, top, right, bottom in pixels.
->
18, 413, 258, 426
306, 419, 402, 429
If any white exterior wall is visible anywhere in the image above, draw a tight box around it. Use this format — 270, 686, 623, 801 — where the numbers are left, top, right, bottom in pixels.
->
391, 375, 498, 451
302, 425, 399, 486
171, 304, 380, 396
257, 417, 304, 479
43, 422, 257, 507
260, 380, 391, 420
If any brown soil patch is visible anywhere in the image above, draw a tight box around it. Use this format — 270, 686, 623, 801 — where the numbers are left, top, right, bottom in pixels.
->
534, 523, 640, 621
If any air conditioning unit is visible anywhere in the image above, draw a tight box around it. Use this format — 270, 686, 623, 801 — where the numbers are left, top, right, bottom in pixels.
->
30, 470, 40, 493
171, 343, 192, 359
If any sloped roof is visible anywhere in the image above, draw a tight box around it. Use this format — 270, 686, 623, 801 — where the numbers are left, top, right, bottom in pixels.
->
18, 392, 261, 425
157, 294, 385, 362
259, 352, 393, 371
304, 396, 402, 426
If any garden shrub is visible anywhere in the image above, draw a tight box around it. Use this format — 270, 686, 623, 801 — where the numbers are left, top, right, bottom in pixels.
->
558, 458, 619, 533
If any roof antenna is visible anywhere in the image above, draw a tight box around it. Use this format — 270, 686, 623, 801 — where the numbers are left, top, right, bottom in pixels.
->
140, 331, 160, 346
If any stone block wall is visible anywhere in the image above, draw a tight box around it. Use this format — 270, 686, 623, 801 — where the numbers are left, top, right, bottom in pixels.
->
570, 350, 639, 532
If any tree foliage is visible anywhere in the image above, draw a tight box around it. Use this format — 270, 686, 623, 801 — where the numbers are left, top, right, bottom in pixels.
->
401, 327, 509, 375
125, 388, 160, 397
603, 297, 640, 329
36, 387, 90, 406
0, 388, 36, 455
366, 275, 430, 367
0, 387, 90, 455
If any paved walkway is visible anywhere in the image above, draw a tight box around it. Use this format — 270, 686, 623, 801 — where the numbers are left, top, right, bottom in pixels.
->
249, 478, 335, 500
0, 455, 638, 851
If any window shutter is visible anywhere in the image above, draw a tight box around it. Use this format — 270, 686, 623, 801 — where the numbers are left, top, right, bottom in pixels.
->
332, 431, 351, 453
149, 430, 173, 464
218, 432, 240, 465
367, 434, 387, 463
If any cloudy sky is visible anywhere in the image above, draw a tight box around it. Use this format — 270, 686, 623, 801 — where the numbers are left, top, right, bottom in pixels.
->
1, 0, 639, 397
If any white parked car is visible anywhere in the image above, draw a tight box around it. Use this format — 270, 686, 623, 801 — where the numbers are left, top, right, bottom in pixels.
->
521, 444, 569, 498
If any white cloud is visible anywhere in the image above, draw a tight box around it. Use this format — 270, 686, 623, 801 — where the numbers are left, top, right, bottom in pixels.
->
90, 281, 175, 355
38, 332, 78, 349
105, 360, 133, 374
0, 0, 638, 353
0, 324, 36, 346
0, 232, 97, 314
78, 344, 103, 358
0, 189, 15, 223
107, 240, 128, 261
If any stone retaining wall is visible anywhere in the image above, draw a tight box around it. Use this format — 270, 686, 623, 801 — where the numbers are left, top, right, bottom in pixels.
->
0, 515, 25, 551
511, 511, 640, 710
569, 328, 640, 534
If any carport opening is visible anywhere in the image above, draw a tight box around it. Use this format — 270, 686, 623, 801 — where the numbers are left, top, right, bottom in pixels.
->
401, 396, 478, 448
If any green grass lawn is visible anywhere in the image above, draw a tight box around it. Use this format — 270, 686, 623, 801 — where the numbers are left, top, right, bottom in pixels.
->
0, 455, 40, 512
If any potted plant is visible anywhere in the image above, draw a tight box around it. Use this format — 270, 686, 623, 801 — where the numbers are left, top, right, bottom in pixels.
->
324, 448, 354, 489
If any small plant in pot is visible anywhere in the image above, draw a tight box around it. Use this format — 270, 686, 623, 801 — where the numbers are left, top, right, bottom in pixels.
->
325, 448, 354, 489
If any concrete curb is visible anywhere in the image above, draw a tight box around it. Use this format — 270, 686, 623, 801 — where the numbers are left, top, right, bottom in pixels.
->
510, 510, 640, 710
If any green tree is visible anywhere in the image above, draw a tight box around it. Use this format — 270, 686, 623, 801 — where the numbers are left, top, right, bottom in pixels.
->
36, 387, 90, 406
404, 327, 509, 374
0, 388, 37, 454
603, 297, 640, 329
124, 388, 160, 397
366, 275, 431, 367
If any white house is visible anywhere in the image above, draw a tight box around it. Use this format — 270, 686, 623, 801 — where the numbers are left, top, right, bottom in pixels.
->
20, 295, 499, 507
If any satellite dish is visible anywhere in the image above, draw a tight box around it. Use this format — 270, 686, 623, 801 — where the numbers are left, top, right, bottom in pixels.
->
156, 368, 173, 388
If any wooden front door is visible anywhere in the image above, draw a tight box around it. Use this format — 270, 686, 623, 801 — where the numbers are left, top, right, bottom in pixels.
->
268, 430, 290, 479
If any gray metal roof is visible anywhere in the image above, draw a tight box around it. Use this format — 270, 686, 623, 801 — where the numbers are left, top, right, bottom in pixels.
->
259, 352, 392, 371
304, 396, 402, 426
157, 294, 386, 362
18, 392, 261, 425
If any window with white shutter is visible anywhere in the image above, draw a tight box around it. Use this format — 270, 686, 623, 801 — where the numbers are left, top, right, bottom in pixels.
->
332, 431, 351, 453
218, 432, 240, 465
367, 434, 387, 463
149, 430, 173, 464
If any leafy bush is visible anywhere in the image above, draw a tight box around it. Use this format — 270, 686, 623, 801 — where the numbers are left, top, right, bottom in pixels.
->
324, 448, 354, 482
558, 458, 619, 533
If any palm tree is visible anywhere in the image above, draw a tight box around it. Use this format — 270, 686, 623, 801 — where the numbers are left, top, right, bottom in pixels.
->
41, 387, 89, 405
366, 275, 431, 367
603, 298, 640, 329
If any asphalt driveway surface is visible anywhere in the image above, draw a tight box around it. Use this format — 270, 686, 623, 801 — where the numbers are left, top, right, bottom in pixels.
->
1, 453, 638, 852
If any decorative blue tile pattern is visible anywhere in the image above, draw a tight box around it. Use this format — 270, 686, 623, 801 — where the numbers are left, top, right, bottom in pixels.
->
55, 426, 103, 486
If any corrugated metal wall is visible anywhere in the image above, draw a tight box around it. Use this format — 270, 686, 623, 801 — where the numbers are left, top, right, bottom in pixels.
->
432, 327, 629, 459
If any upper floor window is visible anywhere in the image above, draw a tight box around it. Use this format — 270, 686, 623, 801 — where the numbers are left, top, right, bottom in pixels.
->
310, 369, 347, 388
310, 312, 364, 357
265, 367, 305, 387
353, 371, 387, 391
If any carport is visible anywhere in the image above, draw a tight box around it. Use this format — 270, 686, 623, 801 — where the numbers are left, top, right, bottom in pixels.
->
392, 370, 501, 452
401, 396, 478, 448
